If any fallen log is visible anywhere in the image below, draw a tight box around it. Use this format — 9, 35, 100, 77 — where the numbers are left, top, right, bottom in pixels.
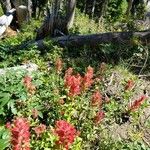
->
53, 30, 150, 47
18, 30, 150, 50
34, 30, 150, 49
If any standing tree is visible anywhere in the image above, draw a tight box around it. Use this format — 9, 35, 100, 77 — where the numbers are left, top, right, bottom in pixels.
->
77, 0, 108, 20
36, 0, 76, 40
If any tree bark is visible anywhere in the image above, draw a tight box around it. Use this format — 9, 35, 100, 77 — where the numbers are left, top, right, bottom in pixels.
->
34, 30, 150, 49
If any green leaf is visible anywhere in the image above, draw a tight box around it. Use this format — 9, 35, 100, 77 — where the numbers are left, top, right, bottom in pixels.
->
0, 93, 10, 107
0, 139, 9, 150
7, 101, 17, 114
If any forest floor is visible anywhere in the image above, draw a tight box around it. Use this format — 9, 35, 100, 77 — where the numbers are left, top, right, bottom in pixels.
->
0, 16, 150, 149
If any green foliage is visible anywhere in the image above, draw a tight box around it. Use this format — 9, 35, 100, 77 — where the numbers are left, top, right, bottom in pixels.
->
0, 4, 3, 16
105, 0, 127, 24
71, 9, 102, 34
0, 126, 10, 150
0, 71, 27, 118
31, 130, 58, 149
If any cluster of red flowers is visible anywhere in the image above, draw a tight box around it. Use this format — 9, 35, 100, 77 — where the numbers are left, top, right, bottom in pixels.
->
91, 90, 102, 107
94, 111, 105, 124
6, 118, 30, 150
23, 76, 36, 95
65, 71, 82, 97
33, 124, 46, 137
125, 79, 134, 91
82, 66, 94, 90
128, 95, 148, 111
55, 58, 63, 74
64, 68, 82, 97
54, 120, 78, 150
91, 90, 105, 124
64, 66, 94, 97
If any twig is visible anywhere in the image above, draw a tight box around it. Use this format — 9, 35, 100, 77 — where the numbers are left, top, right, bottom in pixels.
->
138, 47, 149, 76
142, 137, 150, 147
108, 73, 114, 86
138, 74, 150, 77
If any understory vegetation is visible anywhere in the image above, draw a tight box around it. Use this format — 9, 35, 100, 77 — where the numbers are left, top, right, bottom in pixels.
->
0, 1, 150, 150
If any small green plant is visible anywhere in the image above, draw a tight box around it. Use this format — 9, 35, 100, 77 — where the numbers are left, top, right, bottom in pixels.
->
0, 71, 27, 118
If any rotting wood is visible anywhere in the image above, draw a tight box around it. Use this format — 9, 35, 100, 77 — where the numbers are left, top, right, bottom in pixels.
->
34, 30, 150, 48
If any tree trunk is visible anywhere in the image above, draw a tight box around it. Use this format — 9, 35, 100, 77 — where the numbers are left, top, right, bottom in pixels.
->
36, 0, 76, 40
98, 0, 108, 20
6, 0, 12, 11
126, 0, 133, 17
66, 0, 76, 29
0, 0, 12, 13
28, 0, 32, 18
32, 0, 37, 17
91, 0, 96, 19
85, 0, 93, 17
12, 0, 30, 26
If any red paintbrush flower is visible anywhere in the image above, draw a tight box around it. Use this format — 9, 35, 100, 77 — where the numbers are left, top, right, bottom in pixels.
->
128, 95, 148, 111
91, 90, 102, 107
8, 118, 30, 150
69, 75, 82, 97
54, 120, 78, 150
33, 124, 46, 137
55, 58, 63, 73
64, 68, 73, 78
64, 66, 94, 96
23, 76, 36, 95
5, 122, 11, 129
82, 66, 94, 91
23, 76, 32, 88
64, 68, 82, 97
94, 111, 105, 124
125, 79, 134, 91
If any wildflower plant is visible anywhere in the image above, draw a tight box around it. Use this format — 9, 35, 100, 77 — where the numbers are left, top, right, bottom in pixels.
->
128, 95, 148, 112
54, 120, 78, 150
6, 118, 30, 150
